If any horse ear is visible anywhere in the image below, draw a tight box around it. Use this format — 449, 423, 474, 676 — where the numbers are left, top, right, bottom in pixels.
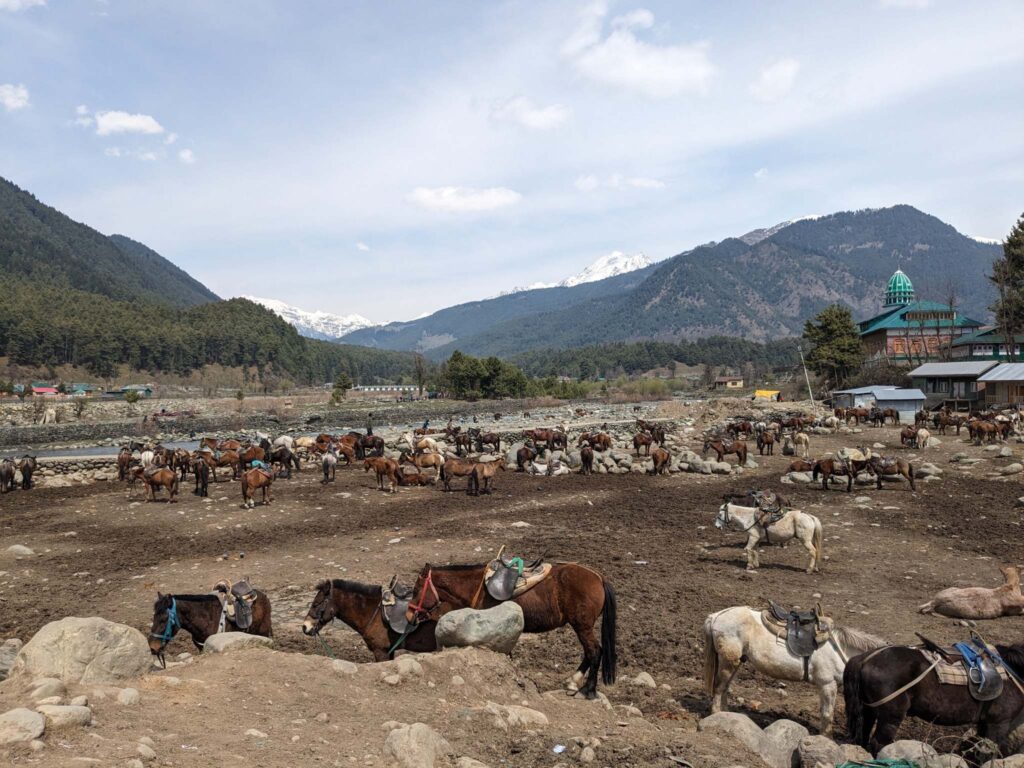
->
157, 591, 164, 599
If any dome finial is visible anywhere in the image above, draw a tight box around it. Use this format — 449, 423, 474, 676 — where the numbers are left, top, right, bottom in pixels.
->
884, 268, 915, 307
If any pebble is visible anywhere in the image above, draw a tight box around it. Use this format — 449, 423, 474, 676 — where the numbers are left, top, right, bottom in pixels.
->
138, 736, 155, 748
244, 728, 268, 739
117, 688, 141, 706
580, 746, 596, 763
136, 743, 157, 760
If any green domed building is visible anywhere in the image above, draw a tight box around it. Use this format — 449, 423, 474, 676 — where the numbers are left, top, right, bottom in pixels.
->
859, 269, 983, 361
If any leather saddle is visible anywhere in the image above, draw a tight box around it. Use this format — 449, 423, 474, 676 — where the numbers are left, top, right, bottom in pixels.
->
762, 601, 832, 679
485, 552, 551, 601
381, 576, 414, 634
214, 578, 258, 630
917, 634, 1005, 702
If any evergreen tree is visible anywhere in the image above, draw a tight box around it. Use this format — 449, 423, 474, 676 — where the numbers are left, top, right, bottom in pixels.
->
802, 304, 864, 388
989, 213, 1024, 362
331, 372, 354, 403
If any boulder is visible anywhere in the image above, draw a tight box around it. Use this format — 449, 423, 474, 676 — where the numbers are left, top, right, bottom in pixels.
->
917, 463, 943, 477
0, 638, 22, 681
1000, 463, 1023, 476
982, 756, 1024, 768
877, 740, 937, 763
762, 719, 810, 768
0, 708, 46, 745
35, 704, 92, 728
13, 617, 152, 683
383, 722, 452, 768
797, 735, 844, 768
482, 702, 548, 730
202, 633, 274, 654
786, 472, 813, 484
626, 671, 656, 689
698, 712, 765, 756
435, 602, 524, 655
925, 755, 968, 768
4, 544, 34, 558
840, 744, 873, 763
712, 462, 733, 475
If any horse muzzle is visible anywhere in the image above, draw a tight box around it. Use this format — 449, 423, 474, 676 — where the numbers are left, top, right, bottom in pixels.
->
301, 618, 319, 636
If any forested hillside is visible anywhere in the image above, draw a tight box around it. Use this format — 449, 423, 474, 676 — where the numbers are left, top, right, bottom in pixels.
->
0, 283, 418, 384
0, 176, 218, 308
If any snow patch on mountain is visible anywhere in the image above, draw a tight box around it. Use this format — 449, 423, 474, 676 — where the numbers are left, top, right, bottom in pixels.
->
496, 251, 651, 296
740, 214, 823, 245
971, 235, 1002, 245
244, 296, 376, 340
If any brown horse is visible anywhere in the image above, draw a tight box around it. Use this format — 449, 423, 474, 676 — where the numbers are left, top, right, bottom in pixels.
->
240, 466, 274, 508
400, 451, 444, 477
131, 466, 180, 502
649, 447, 670, 475
864, 455, 915, 491
580, 446, 594, 475
474, 432, 501, 454
302, 579, 436, 660
192, 456, 210, 497
469, 460, 504, 495
578, 432, 612, 451
148, 590, 272, 665
756, 431, 775, 456
439, 456, 477, 491
453, 432, 473, 456
811, 457, 863, 492
516, 445, 537, 472
788, 458, 814, 472
17, 456, 36, 490
703, 438, 748, 465
633, 432, 653, 456
844, 409, 870, 425
363, 457, 398, 493
238, 444, 266, 471
406, 562, 617, 698
844, 640, 1024, 756
397, 471, 434, 486
117, 447, 134, 481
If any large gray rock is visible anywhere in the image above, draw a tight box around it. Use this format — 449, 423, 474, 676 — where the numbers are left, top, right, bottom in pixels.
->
383, 722, 452, 768
0, 638, 22, 681
202, 632, 274, 654
13, 617, 152, 684
982, 756, 1024, 768
797, 735, 844, 768
435, 603, 523, 654
698, 712, 765, 757
35, 704, 92, 728
925, 755, 968, 768
0, 708, 45, 744
877, 740, 938, 763
762, 719, 810, 768
1000, 463, 1023, 476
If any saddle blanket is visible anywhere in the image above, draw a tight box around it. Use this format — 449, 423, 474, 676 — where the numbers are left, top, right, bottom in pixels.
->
924, 651, 1009, 686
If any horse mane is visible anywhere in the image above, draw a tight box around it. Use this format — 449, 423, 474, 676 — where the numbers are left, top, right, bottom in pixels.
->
154, 593, 220, 608
430, 563, 485, 572
833, 625, 889, 655
329, 578, 382, 596
997, 643, 1024, 675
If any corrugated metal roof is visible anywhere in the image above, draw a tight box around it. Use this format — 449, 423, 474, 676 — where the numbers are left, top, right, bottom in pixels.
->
858, 300, 984, 335
979, 364, 1024, 382
833, 386, 899, 395
873, 388, 925, 401
909, 362, 999, 377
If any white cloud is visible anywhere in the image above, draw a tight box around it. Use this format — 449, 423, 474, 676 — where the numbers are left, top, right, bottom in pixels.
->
164, 132, 178, 145
491, 96, 570, 130
563, 4, 714, 98
408, 186, 521, 213
139, 151, 158, 162
177, 148, 195, 164
0, 0, 46, 11
103, 147, 123, 158
75, 104, 89, 115
94, 110, 164, 136
754, 167, 769, 180
0, 83, 29, 111
575, 173, 665, 191
750, 58, 801, 102
356, 242, 371, 252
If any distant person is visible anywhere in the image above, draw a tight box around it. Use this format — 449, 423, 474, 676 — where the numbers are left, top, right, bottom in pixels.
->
422, 418, 429, 431
366, 413, 373, 436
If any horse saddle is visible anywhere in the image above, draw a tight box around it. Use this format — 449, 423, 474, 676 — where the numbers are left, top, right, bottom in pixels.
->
143, 465, 163, 479
485, 554, 551, 601
873, 457, 898, 470
752, 490, 784, 516
381, 577, 414, 634
918, 634, 1006, 702
214, 579, 257, 631
762, 602, 832, 678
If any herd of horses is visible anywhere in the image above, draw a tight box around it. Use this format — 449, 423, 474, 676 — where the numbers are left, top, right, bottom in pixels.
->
0, 455, 35, 492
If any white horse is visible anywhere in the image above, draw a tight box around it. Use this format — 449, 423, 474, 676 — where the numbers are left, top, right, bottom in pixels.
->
402, 431, 440, 454
273, 435, 294, 451
714, 503, 823, 573
793, 431, 810, 458
703, 606, 887, 735
140, 450, 155, 467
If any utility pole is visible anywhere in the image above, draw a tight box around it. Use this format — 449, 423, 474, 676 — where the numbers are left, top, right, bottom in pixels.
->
797, 343, 816, 408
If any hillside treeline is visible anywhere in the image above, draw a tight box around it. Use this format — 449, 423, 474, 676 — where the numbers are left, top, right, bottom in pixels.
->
0, 283, 417, 384
510, 337, 800, 379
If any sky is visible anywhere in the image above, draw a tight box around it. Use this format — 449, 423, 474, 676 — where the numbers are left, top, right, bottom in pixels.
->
1, 0, 1022, 323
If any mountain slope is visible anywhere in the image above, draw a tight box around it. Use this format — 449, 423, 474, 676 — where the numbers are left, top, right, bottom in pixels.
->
412, 206, 1001, 358
245, 296, 375, 340
0, 176, 218, 308
340, 263, 656, 352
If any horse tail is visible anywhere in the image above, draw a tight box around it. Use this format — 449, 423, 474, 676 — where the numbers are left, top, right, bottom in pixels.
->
844, 657, 865, 746
600, 581, 617, 685
172, 473, 179, 497
703, 615, 719, 695
812, 461, 820, 481
918, 600, 935, 614
812, 516, 824, 564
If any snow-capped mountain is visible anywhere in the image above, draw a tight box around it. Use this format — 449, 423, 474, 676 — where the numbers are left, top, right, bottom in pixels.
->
497, 251, 651, 296
244, 296, 376, 340
740, 215, 822, 245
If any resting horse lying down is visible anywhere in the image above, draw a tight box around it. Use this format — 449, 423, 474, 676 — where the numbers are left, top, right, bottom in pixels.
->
919, 565, 1024, 619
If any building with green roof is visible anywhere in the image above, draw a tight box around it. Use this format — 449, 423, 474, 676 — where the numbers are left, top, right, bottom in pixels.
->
859, 269, 983, 361
950, 327, 1024, 360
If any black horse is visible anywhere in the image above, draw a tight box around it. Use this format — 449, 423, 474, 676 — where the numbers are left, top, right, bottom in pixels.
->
845, 642, 1024, 756
192, 457, 210, 497
18, 456, 36, 489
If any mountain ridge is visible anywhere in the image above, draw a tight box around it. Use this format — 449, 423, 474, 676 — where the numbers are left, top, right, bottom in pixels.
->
244, 296, 375, 340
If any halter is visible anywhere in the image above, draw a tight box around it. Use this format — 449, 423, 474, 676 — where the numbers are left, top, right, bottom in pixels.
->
151, 597, 180, 647
407, 569, 440, 623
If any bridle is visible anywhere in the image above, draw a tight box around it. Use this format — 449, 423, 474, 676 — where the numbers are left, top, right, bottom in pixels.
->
407, 569, 440, 623
307, 584, 336, 635
150, 597, 180, 668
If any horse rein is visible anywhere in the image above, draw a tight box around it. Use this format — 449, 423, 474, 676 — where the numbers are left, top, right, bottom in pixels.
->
408, 569, 440, 623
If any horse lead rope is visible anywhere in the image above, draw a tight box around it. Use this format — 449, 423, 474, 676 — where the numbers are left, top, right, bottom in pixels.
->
865, 653, 941, 708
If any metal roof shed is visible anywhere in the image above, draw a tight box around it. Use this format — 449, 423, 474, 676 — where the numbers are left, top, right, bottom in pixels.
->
977, 364, 1024, 406
872, 388, 926, 423
831, 386, 898, 409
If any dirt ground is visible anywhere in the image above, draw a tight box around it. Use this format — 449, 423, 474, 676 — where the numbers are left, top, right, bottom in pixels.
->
1, 419, 1023, 766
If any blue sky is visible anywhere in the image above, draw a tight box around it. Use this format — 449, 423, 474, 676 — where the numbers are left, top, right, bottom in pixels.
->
2, 0, 1022, 322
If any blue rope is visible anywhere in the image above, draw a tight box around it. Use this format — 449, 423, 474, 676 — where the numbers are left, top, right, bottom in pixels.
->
150, 597, 179, 646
